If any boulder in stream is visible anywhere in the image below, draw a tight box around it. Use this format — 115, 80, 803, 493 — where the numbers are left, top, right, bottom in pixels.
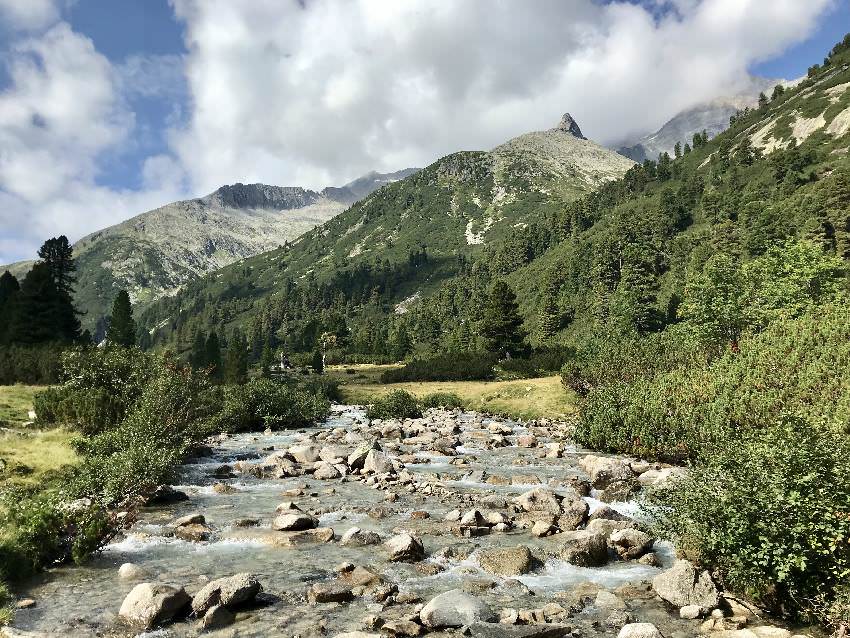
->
420, 589, 497, 628
477, 546, 535, 576
192, 573, 262, 616
559, 530, 609, 567
617, 623, 664, 638
652, 559, 719, 609
119, 582, 191, 629
384, 532, 424, 562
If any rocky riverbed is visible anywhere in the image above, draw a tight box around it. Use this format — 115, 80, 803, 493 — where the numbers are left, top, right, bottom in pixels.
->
7, 406, 811, 638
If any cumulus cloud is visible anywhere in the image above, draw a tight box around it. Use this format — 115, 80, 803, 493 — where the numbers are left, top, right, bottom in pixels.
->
0, 19, 187, 264
169, 0, 835, 193
0, 0, 838, 263
0, 0, 66, 31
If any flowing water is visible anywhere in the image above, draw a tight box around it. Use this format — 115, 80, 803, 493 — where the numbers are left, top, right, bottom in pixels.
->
9, 406, 729, 637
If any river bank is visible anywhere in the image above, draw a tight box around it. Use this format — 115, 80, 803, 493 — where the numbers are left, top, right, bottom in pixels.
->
5, 405, 812, 638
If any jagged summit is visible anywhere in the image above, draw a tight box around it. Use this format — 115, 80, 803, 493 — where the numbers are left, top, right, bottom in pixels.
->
554, 112, 586, 139
203, 183, 318, 210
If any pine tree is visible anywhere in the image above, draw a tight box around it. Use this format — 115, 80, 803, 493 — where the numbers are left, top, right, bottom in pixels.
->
7, 263, 75, 344
106, 290, 136, 346
537, 288, 559, 342
260, 343, 274, 378
205, 331, 222, 380
34, 237, 81, 342
311, 349, 324, 374
480, 281, 526, 358
0, 271, 20, 344
223, 332, 248, 384
674, 141, 682, 159
190, 330, 208, 369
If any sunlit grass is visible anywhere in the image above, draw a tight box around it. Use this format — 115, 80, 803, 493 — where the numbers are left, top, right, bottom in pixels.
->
0, 428, 78, 489
335, 372, 575, 420
0, 385, 42, 429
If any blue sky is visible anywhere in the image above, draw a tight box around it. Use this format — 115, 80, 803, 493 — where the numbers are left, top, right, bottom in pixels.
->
0, 0, 845, 264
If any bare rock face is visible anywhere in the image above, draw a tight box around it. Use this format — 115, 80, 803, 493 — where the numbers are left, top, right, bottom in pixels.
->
191, 573, 262, 616
554, 112, 587, 139
652, 560, 719, 609
119, 583, 191, 629
420, 589, 497, 628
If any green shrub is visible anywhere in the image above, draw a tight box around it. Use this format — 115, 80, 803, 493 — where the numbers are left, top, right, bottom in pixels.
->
0, 345, 63, 385
210, 378, 331, 432
34, 346, 156, 433
367, 390, 422, 419
421, 392, 465, 409
0, 579, 13, 626
499, 346, 574, 379
380, 353, 496, 383
70, 362, 217, 502
646, 418, 850, 626
575, 305, 850, 460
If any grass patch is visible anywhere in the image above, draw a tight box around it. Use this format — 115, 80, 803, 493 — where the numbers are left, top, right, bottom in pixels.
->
0, 385, 41, 428
0, 429, 78, 489
339, 375, 575, 421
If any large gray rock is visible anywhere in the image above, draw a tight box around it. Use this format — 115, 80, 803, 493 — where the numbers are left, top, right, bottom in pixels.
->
384, 532, 424, 562
469, 623, 572, 637
363, 450, 393, 474
609, 529, 654, 560
198, 604, 235, 631
191, 573, 262, 615
340, 527, 382, 547
513, 487, 561, 514
579, 455, 636, 488
272, 512, 317, 531
119, 582, 190, 628
289, 443, 321, 464
420, 589, 497, 628
617, 623, 664, 638
559, 530, 609, 567
652, 560, 719, 609
476, 546, 534, 576
307, 581, 354, 603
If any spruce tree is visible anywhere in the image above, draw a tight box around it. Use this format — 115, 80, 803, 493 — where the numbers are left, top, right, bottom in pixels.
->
190, 330, 208, 369
480, 281, 526, 358
205, 331, 222, 380
0, 271, 20, 344
106, 290, 136, 346
7, 263, 70, 344
37, 236, 76, 297
223, 332, 248, 384
311, 349, 324, 374
537, 289, 559, 342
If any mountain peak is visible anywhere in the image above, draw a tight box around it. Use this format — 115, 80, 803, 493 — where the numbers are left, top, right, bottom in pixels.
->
554, 112, 586, 139
202, 183, 317, 210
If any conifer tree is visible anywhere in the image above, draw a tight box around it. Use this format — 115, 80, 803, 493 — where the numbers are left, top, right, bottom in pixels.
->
0, 271, 20, 344
205, 331, 222, 380
480, 281, 526, 358
223, 332, 248, 384
311, 349, 324, 374
7, 263, 74, 344
190, 330, 208, 369
106, 290, 136, 346
537, 288, 559, 342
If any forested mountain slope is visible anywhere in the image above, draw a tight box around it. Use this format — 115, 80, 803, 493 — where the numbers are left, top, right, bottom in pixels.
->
137, 115, 634, 353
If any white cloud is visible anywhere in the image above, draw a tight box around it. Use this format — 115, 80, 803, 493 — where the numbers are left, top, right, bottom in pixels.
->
0, 0, 838, 264
0, 0, 66, 31
0, 20, 187, 264
168, 0, 835, 194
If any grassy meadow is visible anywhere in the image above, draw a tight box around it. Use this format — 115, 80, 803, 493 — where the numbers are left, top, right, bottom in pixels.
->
0, 385, 78, 489
328, 364, 575, 420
